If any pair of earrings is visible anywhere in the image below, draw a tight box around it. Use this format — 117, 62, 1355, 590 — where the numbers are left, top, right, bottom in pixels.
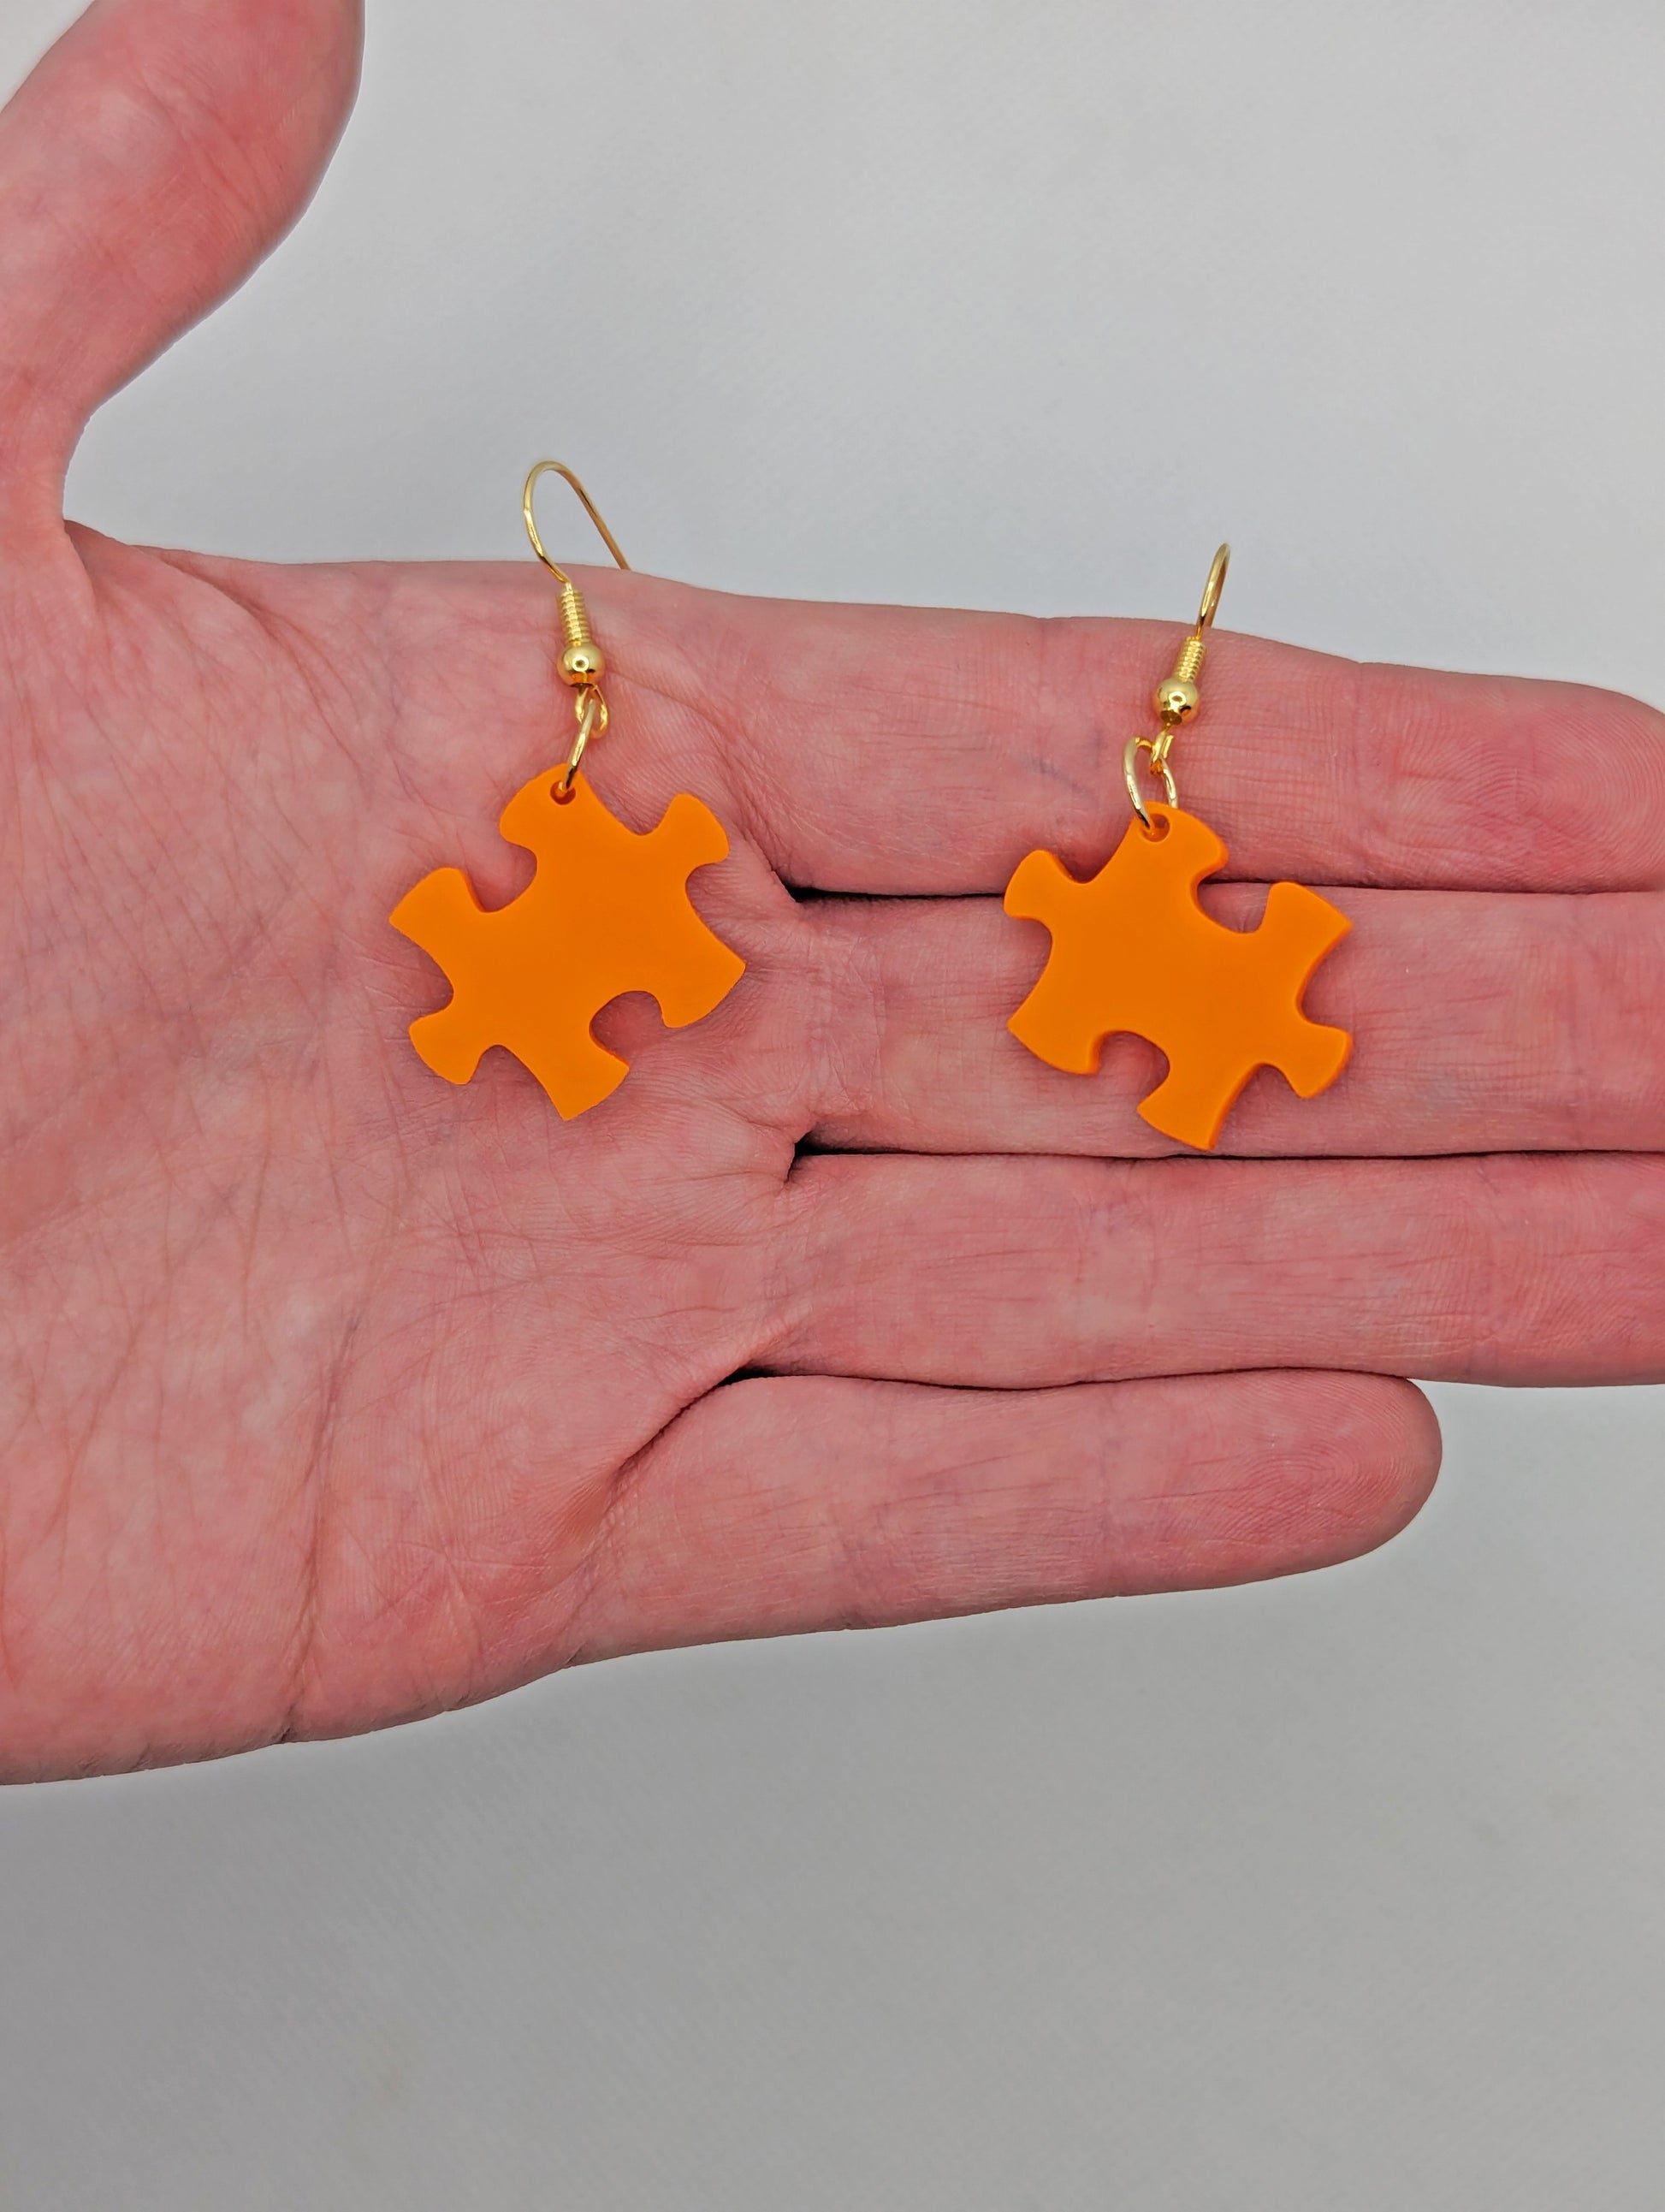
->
391, 467, 1351, 1150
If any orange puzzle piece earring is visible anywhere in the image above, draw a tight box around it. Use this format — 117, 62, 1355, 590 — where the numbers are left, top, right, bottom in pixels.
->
390, 462, 745, 1118
1003, 546, 1352, 1150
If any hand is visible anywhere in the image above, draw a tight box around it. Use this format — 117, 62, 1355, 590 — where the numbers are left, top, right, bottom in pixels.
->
4, 0, 1662, 1780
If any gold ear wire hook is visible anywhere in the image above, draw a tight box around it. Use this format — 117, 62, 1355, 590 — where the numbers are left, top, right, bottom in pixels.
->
1125, 543, 1232, 827
1195, 543, 1229, 632
522, 461, 631, 794
1152, 543, 1230, 737
522, 460, 631, 584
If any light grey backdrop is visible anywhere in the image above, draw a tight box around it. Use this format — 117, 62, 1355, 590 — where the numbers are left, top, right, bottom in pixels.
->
3, 1, 1663, 2204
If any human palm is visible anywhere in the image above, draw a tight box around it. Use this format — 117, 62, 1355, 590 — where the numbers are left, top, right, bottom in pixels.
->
5, 0, 1663, 1779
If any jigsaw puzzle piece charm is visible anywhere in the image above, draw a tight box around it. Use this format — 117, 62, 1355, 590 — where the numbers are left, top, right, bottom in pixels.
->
391, 770, 744, 1118
1004, 802, 1350, 1150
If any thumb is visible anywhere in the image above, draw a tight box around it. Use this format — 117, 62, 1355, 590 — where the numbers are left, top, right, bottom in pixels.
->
0, 0, 362, 512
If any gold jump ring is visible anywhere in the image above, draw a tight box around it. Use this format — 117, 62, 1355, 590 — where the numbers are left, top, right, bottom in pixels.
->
1123, 735, 1177, 827
555, 689, 607, 796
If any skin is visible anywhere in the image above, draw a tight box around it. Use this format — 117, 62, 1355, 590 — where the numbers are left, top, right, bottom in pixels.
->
2, 0, 1662, 1782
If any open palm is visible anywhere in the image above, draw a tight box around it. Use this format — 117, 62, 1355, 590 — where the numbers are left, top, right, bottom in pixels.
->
5, 0, 1663, 1779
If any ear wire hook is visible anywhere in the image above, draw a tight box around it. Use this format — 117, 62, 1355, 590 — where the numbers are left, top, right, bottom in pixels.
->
1194, 542, 1229, 632
522, 460, 631, 582
521, 462, 631, 796
1125, 543, 1232, 828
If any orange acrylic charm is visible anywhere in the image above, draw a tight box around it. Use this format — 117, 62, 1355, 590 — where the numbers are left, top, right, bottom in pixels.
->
1003, 547, 1352, 1151
1005, 802, 1349, 1149
390, 463, 744, 1118
392, 770, 744, 1118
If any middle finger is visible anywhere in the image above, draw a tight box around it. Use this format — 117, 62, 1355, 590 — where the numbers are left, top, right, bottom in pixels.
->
804, 887, 1665, 1157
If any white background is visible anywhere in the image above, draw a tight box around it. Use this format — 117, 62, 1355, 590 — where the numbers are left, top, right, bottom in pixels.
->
3, 1, 1663, 2203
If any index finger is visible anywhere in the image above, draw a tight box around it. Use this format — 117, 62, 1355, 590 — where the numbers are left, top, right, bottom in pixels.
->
584, 575, 1665, 895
